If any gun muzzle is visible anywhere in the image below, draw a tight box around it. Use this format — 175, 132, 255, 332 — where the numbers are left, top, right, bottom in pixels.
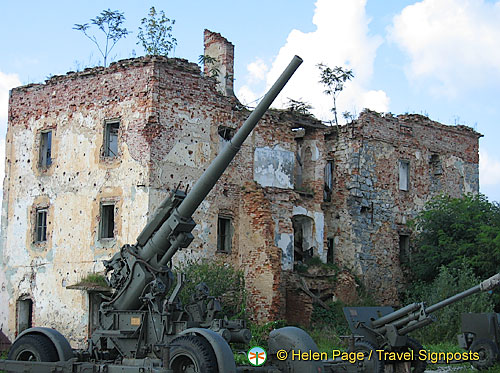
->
480, 273, 500, 292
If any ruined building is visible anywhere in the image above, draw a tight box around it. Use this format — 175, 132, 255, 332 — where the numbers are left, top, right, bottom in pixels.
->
0, 30, 481, 346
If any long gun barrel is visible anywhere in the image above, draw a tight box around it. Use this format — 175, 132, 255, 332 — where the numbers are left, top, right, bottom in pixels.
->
344, 272, 500, 348
374, 273, 500, 335
107, 56, 303, 311
426, 272, 500, 314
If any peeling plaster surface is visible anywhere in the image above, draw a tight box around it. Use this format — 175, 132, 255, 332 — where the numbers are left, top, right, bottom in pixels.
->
165, 142, 211, 168
254, 146, 294, 189
276, 233, 293, 270
0, 269, 8, 331
0, 53, 481, 342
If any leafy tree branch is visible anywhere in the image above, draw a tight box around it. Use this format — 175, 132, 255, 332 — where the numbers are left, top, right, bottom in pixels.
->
409, 193, 500, 283
74, 9, 130, 67
137, 7, 177, 56
318, 64, 354, 125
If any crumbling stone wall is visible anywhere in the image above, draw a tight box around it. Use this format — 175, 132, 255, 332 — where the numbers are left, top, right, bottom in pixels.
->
326, 110, 481, 303
1, 58, 158, 346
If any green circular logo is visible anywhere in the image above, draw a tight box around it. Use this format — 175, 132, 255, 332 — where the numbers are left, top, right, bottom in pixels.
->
247, 346, 267, 366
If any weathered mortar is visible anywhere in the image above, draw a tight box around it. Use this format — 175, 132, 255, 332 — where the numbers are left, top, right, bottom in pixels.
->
325, 110, 481, 303
0, 31, 482, 343
203, 29, 234, 96
1, 58, 158, 346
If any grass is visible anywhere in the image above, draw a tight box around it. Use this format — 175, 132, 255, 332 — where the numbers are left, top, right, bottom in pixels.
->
79, 273, 108, 287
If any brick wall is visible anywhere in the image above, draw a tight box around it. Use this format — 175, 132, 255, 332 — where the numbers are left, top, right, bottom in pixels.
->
0, 33, 482, 343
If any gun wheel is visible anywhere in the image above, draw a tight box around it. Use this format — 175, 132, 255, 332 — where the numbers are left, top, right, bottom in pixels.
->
471, 339, 499, 370
352, 340, 384, 373
169, 335, 217, 373
7, 334, 58, 362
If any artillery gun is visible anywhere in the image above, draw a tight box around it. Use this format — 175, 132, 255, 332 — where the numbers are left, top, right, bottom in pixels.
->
0, 55, 329, 373
2, 54, 498, 373
343, 273, 500, 372
458, 312, 500, 370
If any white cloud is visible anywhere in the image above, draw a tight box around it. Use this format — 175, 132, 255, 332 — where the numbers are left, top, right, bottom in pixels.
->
389, 0, 500, 96
480, 150, 500, 187
0, 71, 21, 123
237, 85, 260, 107
247, 58, 268, 83
237, 0, 389, 122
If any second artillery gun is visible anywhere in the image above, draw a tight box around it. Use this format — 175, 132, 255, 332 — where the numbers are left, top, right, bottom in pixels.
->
458, 312, 500, 370
343, 273, 500, 372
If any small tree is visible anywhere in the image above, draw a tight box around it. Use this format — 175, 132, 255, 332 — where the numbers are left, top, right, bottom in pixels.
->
74, 9, 130, 67
175, 258, 246, 319
317, 64, 354, 125
410, 193, 500, 283
137, 7, 177, 57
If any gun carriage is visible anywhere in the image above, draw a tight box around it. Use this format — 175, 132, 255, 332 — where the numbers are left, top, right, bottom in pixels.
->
343, 273, 500, 372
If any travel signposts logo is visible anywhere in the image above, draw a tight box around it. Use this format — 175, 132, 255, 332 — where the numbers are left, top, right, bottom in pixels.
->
248, 346, 267, 366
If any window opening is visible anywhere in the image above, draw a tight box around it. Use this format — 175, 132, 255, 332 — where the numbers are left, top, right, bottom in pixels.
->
399, 234, 410, 263
399, 160, 409, 191
104, 121, 119, 157
217, 216, 232, 252
218, 126, 234, 152
17, 298, 33, 333
292, 215, 314, 268
430, 154, 443, 176
218, 126, 234, 141
39, 131, 52, 168
35, 209, 48, 242
324, 160, 334, 202
294, 150, 303, 189
99, 203, 115, 239
327, 238, 334, 264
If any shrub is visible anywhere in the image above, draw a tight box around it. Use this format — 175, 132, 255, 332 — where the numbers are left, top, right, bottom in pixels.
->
309, 281, 376, 351
248, 320, 287, 349
404, 261, 494, 344
410, 193, 500, 283
175, 258, 246, 319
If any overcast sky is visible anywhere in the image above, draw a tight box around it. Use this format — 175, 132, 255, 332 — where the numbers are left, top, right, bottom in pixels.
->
1, 0, 499, 202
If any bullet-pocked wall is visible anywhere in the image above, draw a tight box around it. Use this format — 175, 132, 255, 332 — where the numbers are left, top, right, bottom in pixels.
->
0, 31, 325, 345
0, 30, 482, 345
0, 58, 155, 346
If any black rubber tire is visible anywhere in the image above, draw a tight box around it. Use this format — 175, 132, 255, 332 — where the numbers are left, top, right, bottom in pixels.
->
169, 335, 218, 373
351, 340, 384, 373
471, 339, 499, 370
7, 334, 59, 362
405, 337, 427, 373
